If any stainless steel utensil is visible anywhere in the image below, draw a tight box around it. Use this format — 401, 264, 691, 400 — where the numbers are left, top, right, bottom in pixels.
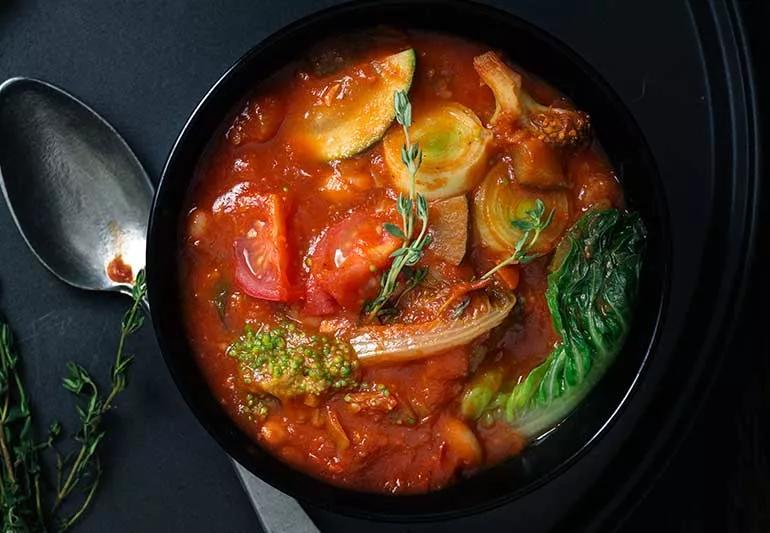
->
0, 76, 318, 533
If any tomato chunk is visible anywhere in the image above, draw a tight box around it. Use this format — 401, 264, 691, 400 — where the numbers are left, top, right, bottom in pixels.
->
305, 209, 401, 314
232, 194, 292, 301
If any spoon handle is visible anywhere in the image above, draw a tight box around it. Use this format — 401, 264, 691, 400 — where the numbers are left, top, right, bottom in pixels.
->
232, 460, 320, 533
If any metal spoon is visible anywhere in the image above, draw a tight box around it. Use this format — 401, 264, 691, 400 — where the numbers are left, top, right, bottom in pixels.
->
0, 77, 318, 533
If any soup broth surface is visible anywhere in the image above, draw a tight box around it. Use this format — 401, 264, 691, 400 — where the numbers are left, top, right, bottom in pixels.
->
180, 30, 624, 493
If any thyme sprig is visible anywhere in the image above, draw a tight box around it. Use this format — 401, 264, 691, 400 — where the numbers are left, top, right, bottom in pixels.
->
365, 91, 431, 320
0, 269, 147, 532
481, 199, 554, 280
0, 319, 57, 532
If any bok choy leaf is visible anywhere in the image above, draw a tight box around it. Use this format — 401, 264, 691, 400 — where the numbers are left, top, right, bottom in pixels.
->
466, 208, 645, 437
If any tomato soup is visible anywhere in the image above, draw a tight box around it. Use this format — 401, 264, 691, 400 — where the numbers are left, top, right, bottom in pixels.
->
179, 30, 639, 494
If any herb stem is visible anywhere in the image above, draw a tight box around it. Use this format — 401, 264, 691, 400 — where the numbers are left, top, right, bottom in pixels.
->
0, 419, 15, 483
54, 445, 87, 509
0, 329, 17, 485
365, 90, 430, 320
54, 270, 146, 523
59, 461, 101, 532
480, 254, 516, 281
35, 476, 44, 529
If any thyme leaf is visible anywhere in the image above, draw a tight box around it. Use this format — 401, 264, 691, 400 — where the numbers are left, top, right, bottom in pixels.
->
365, 91, 430, 320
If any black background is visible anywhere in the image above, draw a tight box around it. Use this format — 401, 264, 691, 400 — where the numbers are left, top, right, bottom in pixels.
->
0, 1, 766, 532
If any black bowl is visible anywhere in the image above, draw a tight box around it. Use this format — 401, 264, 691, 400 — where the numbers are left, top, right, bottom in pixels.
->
147, 0, 669, 521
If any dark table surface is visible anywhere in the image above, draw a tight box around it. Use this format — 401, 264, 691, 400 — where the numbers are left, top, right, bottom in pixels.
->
0, 0, 766, 532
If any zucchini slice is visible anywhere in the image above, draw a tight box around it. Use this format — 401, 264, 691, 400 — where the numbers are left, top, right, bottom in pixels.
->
303, 48, 416, 161
384, 102, 492, 200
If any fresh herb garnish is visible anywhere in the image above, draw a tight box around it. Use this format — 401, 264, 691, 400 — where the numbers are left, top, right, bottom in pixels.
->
393, 266, 428, 307
1, 320, 56, 531
365, 90, 431, 320
0, 270, 147, 532
480, 199, 554, 280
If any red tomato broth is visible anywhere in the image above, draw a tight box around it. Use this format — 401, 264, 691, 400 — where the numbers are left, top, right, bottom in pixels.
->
179, 30, 623, 493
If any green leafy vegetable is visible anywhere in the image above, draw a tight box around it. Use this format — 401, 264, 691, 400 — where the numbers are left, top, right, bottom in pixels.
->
0, 270, 147, 532
365, 90, 431, 320
466, 209, 645, 437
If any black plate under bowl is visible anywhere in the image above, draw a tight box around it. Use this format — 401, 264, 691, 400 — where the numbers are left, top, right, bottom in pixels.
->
147, 0, 669, 521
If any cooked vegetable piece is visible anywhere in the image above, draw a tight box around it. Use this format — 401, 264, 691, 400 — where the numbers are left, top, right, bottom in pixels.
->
232, 194, 292, 301
509, 136, 566, 189
460, 367, 503, 420
228, 322, 360, 399
383, 102, 492, 199
427, 196, 469, 265
302, 48, 416, 160
568, 148, 623, 211
472, 209, 645, 436
480, 198, 556, 281
325, 406, 351, 451
226, 95, 285, 146
439, 417, 483, 466
342, 388, 398, 414
319, 160, 374, 204
474, 162, 570, 256
473, 51, 590, 148
305, 209, 401, 314
349, 293, 515, 364
187, 208, 209, 239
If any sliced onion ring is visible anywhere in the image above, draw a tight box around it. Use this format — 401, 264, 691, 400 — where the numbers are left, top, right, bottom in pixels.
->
473, 162, 570, 255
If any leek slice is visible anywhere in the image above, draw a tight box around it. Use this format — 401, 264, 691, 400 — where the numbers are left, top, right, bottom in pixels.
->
473, 162, 570, 255
384, 102, 492, 200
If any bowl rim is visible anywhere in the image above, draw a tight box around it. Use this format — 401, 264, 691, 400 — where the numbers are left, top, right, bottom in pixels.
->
147, 0, 671, 521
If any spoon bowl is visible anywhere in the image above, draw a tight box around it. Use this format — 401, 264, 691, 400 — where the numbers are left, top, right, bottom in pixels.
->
0, 77, 153, 294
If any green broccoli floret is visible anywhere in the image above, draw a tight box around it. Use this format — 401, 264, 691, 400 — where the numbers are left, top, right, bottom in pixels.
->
227, 322, 359, 400
473, 51, 591, 148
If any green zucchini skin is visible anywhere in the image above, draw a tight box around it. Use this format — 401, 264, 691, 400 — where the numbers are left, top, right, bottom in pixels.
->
307, 49, 416, 161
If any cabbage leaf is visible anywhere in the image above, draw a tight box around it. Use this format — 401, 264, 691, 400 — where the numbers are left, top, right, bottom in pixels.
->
493, 208, 645, 436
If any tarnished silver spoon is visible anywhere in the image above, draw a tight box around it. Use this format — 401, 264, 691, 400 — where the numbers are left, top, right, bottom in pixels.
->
0, 77, 318, 533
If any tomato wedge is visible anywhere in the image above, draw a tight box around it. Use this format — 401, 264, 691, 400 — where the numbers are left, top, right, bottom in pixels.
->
304, 209, 401, 314
232, 194, 292, 301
